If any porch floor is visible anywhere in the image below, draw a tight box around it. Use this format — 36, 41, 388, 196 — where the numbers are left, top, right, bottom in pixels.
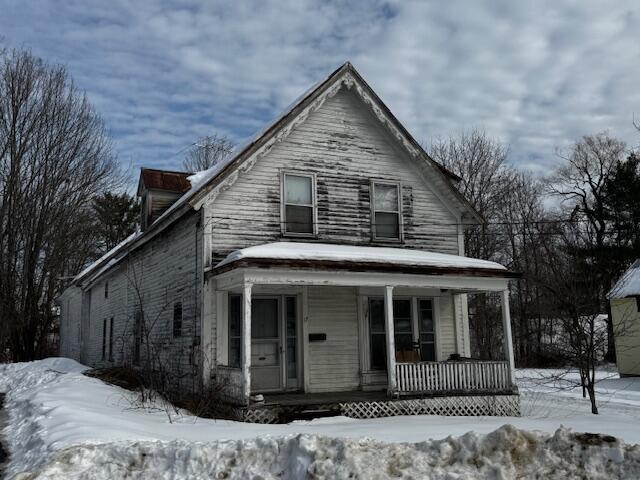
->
258, 390, 388, 407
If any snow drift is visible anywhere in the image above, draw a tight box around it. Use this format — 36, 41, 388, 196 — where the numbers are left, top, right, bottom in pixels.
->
17, 426, 640, 479
2, 359, 640, 479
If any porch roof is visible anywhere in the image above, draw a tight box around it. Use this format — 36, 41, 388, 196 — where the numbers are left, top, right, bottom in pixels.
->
214, 242, 516, 278
211, 242, 518, 292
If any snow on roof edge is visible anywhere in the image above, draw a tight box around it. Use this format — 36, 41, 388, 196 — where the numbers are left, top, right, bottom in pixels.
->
73, 230, 141, 285
609, 259, 640, 299
215, 242, 508, 272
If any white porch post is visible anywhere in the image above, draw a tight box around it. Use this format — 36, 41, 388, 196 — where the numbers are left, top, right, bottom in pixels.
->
242, 282, 253, 404
501, 289, 516, 386
384, 285, 397, 395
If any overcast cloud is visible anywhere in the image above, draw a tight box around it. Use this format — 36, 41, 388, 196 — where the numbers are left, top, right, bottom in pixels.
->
1, 0, 638, 174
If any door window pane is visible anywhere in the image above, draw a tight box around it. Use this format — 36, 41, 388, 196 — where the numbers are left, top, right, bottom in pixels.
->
252, 299, 279, 338
419, 299, 436, 361
286, 296, 297, 380
369, 298, 387, 370
228, 295, 242, 367
394, 299, 413, 351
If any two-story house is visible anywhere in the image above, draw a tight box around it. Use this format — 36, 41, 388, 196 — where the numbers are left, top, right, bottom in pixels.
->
58, 63, 520, 423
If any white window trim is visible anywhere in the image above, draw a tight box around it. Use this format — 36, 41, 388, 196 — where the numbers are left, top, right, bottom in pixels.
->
363, 294, 440, 371
370, 180, 403, 242
280, 171, 318, 237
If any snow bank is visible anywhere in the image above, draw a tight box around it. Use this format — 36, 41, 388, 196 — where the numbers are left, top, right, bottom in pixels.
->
17, 426, 640, 479
2, 360, 640, 478
216, 242, 508, 271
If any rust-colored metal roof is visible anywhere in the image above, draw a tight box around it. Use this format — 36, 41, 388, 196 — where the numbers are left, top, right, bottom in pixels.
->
139, 168, 192, 193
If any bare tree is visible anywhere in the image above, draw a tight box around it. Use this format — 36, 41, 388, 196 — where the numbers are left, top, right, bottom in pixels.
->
548, 132, 628, 361
533, 220, 636, 414
429, 129, 515, 359
0, 49, 119, 360
182, 134, 234, 172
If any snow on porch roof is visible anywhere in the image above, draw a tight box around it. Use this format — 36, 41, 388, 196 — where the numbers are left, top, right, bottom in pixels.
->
609, 259, 640, 299
214, 242, 515, 277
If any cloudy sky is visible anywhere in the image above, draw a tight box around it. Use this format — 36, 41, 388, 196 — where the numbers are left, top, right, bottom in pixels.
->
2, 0, 639, 175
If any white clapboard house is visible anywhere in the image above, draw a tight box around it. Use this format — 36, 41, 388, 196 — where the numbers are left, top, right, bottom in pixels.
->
59, 63, 520, 422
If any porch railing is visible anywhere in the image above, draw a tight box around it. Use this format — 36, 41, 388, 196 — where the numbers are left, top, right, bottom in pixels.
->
395, 361, 512, 395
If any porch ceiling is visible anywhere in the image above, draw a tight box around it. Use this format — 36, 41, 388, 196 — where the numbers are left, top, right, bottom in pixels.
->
211, 265, 514, 293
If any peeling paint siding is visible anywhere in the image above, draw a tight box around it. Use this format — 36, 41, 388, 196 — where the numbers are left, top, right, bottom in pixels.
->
206, 89, 460, 266
307, 286, 360, 392
61, 212, 203, 388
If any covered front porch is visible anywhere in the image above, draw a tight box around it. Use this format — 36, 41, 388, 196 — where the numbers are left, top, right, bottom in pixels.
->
204, 243, 519, 422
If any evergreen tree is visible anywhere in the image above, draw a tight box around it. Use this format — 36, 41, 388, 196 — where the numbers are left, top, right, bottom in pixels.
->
92, 192, 139, 254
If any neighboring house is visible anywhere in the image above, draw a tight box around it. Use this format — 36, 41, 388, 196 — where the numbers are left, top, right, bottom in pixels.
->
609, 260, 640, 377
59, 62, 520, 422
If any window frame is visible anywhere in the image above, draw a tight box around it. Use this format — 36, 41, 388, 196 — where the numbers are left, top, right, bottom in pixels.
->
280, 171, 317, 237
172, 301, 183, 338
228, 293, 242, 368
101, 318, 107, 360
370, 180, 403, 242
365, 295, 439, 371
108, 317, 114, 362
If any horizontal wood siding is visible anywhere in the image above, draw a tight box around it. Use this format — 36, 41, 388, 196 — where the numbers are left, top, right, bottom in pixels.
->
307, 286, 360, 392
438, 295, 457, 360
207, 88, 460, 266
61, 212, 203, 392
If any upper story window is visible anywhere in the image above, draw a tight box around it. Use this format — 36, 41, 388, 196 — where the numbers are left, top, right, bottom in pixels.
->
282, 173, 316, 235
104, 281, 109, 299
372, 181, 402, 240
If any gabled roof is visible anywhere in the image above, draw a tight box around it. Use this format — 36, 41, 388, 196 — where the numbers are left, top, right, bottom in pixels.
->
136, 168, 192, 196
609, 259, 640, 299
185, 62, 475, 218
73, 62, 481, 286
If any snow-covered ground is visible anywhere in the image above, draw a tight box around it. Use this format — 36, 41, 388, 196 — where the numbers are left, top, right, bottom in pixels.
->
1, 359, 640, 478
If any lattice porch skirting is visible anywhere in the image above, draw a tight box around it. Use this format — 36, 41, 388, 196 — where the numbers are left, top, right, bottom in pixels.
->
237, 394, 520, 424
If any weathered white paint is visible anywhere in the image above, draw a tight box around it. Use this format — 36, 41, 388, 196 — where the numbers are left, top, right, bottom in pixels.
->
501, 289, 516, 384
384, 286, 397, 394
214, 268, 510, 292
306, 286, 360, 392
301, 286, 310, 392
215, 290, 227, 365
201, 278, 214, 386
205, 89, 464, 269
241, 282, 252, 404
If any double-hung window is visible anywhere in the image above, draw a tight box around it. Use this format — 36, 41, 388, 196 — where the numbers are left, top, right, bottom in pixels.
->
283, 173, 315, 235
372, 181, 401, 240
228, 294, 242, 368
